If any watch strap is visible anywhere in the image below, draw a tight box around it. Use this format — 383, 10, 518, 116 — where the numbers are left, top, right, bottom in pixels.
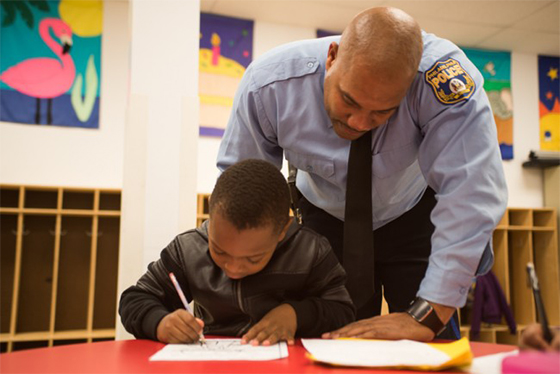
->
406, 297, 446, 335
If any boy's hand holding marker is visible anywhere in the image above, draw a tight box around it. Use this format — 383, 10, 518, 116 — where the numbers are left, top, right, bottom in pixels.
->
156, 309, 205, 344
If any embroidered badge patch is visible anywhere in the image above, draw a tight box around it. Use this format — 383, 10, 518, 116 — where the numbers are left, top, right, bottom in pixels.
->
425, 58, 475, 105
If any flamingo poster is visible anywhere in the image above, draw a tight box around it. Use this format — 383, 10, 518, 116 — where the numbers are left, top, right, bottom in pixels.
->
461, 48, 513, 160
538, 55, 560, 151
0, 0, 102, 129
199, 13, 253, 137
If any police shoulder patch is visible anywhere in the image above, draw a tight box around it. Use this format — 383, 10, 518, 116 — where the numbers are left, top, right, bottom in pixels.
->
425, 58, 476, 105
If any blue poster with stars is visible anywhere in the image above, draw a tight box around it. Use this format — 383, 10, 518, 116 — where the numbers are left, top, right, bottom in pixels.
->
539, 55, 560, 151
199, 13, 253, 137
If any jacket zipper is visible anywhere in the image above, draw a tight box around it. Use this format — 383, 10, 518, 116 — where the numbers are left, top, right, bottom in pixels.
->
236, 279, 252, 335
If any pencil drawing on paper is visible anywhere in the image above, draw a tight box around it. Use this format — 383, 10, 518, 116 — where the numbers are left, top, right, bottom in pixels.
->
149, 338, 289, 361
181, 340, 246, 353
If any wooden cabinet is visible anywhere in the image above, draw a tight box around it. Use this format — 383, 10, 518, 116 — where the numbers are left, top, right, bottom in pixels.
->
0, 185, 121, 352
460, 208, 560, 345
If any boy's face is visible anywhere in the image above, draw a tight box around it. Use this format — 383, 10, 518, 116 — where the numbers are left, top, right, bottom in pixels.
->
207, 212, 291, 280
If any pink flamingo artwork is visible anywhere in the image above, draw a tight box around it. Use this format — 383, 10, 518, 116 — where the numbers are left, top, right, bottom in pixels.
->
0, 18, 75, 125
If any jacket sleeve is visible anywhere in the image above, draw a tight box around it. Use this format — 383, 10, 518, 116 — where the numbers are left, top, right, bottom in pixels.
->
284, 236, 356, 336
415, 55, 507, 308
118, 238, 192, 341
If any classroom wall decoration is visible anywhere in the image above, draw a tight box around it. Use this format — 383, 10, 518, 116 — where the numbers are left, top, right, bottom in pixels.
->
0, 0, 102, 129
199, 13, 253, 137
538, 55, 560, 151
462, 48, 513, 160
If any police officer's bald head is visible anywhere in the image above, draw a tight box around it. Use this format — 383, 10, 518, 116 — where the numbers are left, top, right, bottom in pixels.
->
339, 7, 423, 83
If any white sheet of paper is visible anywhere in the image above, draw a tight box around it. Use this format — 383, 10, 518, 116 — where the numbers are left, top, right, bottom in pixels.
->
462, 350, 518, 374
149, 339, 289, 361
301, 338, 451, 367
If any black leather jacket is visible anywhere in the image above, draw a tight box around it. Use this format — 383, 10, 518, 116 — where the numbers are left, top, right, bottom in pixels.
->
119, 220, 355, 340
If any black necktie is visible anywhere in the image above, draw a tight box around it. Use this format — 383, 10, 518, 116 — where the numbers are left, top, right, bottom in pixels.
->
343, 132, 375, 310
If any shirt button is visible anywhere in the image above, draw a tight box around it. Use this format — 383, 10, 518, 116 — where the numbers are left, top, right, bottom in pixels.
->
459, 287, 467, 295
306, 165, 313, 172
307, 62, 314, 68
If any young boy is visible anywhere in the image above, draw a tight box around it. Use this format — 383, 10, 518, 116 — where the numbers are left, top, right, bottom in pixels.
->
119, 159, 355, 346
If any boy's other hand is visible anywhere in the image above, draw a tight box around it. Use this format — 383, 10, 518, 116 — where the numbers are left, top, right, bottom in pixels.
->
520, 324, 560, 352
156, 309, 204, 344
241, 304, 296, 346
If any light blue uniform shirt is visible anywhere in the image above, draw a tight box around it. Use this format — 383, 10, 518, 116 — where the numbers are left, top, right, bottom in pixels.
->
217, 32, 508, 308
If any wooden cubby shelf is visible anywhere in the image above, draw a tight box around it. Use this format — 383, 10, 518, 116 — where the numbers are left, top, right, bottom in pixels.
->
8, 193, 551, 351
0, 185, 121, 353
460, 207, 560, 345
196, 194, 210, 227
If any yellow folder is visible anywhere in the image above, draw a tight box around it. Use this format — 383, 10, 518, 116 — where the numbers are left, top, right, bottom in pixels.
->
302, 337, 472, 371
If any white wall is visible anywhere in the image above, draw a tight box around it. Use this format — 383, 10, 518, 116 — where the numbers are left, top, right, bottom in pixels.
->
0, 1, 129, 189
115, 0, 201, 340
505, 52, 543, 207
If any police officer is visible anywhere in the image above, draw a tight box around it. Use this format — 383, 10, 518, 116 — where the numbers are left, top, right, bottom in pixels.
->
217, 7, 507, 341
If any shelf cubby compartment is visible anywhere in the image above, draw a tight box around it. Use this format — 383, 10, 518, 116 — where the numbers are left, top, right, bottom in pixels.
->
62, 191, 95, 210
54, 217, 93, 331
92, 217, 120, 330
1, 215, 18, 335
495, 328, 523, 346
533, 230, 560, 325
533, 209, 555, 229
12, 340, 49, 352
196, 194, 210, 227
460, 324, 511, 344
0, 186, 20, 208
24, 188, 59, 210
508, 230, 535, 325
492, 228, 510, 303
52, 339, 87, 347
99, 191, 121, 211
17, 216, 56, 334
508, 209, 532, 228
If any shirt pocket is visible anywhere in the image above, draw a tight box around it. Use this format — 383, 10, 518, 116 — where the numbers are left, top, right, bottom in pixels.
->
371, 142, 423, 204
285, 150, 336, 182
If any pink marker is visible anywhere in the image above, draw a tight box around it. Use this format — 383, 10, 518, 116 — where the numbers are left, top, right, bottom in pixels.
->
169, 272, 206, 345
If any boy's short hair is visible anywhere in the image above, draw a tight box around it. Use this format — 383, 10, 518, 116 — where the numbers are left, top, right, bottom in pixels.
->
209, 159, 291, 233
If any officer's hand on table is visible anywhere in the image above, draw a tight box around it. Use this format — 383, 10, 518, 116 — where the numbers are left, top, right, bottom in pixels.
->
322, 312, 435, 341
241, 303, 296, 346
322, 303, 455, 342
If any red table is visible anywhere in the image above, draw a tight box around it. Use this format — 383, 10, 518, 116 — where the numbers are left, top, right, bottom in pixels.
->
0, 338, 517, 373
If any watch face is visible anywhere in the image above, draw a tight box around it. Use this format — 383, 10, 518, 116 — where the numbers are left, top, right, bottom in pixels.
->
407, 298, 445, 335
409, 299, 433, 321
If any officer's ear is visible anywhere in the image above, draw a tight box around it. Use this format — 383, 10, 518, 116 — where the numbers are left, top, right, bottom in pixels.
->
326, 42, 339, 71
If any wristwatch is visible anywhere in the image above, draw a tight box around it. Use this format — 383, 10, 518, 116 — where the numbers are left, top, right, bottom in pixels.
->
406, 297, 446, 335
